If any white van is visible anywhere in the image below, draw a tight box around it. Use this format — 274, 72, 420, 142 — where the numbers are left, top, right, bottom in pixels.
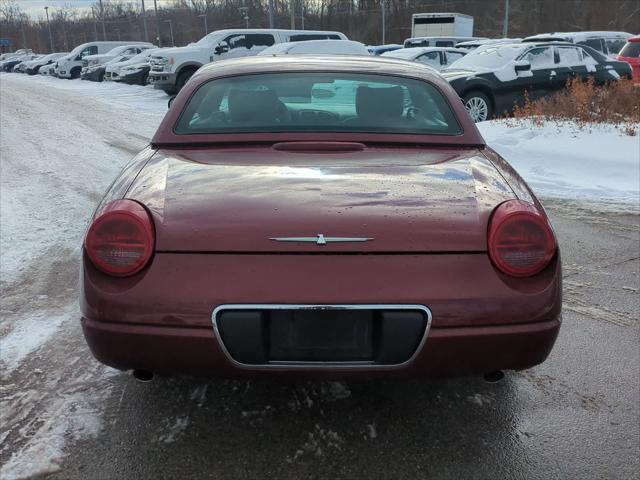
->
148, 29, 348, 94
56, 41, 156, 79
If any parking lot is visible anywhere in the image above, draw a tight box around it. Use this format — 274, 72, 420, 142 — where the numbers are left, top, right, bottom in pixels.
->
0, 72, 638, 479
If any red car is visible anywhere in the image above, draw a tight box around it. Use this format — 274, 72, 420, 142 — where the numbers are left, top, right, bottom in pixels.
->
81, 56, 561, 379
617, 35, 640, 81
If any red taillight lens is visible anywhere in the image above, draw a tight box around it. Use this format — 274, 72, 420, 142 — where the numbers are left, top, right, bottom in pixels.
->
85, 199, 155, 277
488, 200, 556, 277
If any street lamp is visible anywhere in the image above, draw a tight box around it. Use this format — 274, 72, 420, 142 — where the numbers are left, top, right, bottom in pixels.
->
164, 19, 174, 47
44, 6, 54, 52
198, 14, 208, 35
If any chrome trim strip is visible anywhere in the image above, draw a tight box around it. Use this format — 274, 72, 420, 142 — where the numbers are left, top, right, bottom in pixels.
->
270, 234, 373, 245
211, 304, 432, 370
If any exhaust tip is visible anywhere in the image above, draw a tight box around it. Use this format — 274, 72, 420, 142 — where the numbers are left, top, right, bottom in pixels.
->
483, 370, 505, 383
132, 369, 154, 382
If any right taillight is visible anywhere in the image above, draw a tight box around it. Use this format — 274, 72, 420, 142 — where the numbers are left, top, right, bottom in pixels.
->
85, 199, 155, 277
488, 200, 557, 277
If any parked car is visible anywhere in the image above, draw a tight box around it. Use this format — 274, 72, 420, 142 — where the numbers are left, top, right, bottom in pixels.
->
16, 55, 44, 72
105, 49, 160, 85
0, 53, 39, 72
0, 49, 32, 61
381, 47, 467, 70
81, 43, 155, 81
258, 39, 370, 56
403, 36, 487, 48
367, 44, 403, 55
23, 52, 67, 75
81, 54, 132, 82
80, 55, 561, 380
57, 41, 154, 79
39, 62, 58, 76
148, 29, 348, 94
441, 41, 633, 122
455, 38, 522, 51
522, 31, 632, 57
617, 35, 640, 81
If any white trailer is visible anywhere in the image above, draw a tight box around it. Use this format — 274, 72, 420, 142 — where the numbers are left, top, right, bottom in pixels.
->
411, 13, 474, 38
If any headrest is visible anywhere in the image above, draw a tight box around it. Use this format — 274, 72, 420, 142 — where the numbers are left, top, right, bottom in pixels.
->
228, 89, 280, 123
356, 86, 404, 118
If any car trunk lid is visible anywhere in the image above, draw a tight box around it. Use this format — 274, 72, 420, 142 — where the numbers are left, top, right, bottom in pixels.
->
127, 145, 515, 253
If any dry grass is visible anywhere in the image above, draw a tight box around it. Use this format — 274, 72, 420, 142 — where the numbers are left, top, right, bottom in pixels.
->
504, 78, 640, 136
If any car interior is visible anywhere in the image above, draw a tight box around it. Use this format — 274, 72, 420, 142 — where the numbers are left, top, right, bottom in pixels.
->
179, 73, 460, 135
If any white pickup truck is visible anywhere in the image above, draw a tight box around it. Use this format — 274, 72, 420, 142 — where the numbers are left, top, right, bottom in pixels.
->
148, 28, 347, 94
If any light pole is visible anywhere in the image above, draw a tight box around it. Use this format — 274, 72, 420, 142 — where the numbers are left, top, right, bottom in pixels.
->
141, 0, 149, 43
268, 0, 274, 28
44, 6, 54, 52
153, 0, 161, 47
380, 0, 386, 44
164, 19, 174, 47
198, 14, 208, 35
300, 1, 304, 30
92, 12, 98, 40
502, 0, 510, 37
98, 0, 107, 40
289, 0, 295, 29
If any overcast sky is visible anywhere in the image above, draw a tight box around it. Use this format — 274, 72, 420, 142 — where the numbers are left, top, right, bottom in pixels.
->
16, 1, 173, 20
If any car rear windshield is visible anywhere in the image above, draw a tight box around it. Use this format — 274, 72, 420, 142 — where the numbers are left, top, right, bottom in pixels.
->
175, 72, 462, 136
619, 41, 640, 58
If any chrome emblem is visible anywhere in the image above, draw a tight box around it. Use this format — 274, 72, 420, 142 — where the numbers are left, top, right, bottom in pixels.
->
270, 234, 373, 245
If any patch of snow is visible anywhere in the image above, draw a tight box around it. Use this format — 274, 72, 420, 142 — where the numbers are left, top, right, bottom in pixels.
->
0, 305, 75, 375
0, 74, 162, 284
478, 120, 640, 204
157, 416, 190, 443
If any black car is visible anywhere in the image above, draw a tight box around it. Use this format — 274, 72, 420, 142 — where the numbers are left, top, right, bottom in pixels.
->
1, 58, 24, 72
107, 64, 150, 86
81, 65, 106, 82
441, 41, 633, 122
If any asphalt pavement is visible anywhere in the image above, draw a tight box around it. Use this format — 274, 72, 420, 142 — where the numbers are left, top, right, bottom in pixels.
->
34, 199, 639, 480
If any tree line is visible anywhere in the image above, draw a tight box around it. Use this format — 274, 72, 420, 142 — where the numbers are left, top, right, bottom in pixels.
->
1, 0, 638, 54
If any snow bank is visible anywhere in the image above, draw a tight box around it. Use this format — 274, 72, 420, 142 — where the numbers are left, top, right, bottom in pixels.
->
478, 121, 640, 205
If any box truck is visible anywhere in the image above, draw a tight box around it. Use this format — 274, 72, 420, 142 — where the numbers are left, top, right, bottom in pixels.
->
411, 13, 474, 37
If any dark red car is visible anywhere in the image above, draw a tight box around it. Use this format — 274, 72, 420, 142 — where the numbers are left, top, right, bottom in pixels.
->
617, 35, 640, 81
81, 56, 561, 379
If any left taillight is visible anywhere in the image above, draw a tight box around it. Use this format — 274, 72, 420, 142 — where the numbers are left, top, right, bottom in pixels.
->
84, 199, 155, 277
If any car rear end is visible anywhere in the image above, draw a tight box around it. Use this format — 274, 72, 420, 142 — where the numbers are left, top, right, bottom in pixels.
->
80, 57, 561, 378
617, 36, 640, 82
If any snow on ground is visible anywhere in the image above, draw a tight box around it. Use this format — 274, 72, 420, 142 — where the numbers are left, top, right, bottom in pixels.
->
478, 121, 640, 206
0, 72, 638, 479
0, 73, 164, 480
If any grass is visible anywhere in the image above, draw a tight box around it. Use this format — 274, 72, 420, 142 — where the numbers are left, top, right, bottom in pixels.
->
504, 78, 639, 136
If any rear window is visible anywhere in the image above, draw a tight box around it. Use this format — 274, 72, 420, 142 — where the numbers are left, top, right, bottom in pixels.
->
175, 72, 461, 136
619, 41, 640, 58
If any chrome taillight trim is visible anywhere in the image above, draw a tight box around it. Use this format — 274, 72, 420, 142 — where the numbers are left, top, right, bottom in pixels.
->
211, 304, 432, 370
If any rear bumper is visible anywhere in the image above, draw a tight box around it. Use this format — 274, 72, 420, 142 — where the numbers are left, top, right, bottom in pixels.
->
81, 315, 561, 378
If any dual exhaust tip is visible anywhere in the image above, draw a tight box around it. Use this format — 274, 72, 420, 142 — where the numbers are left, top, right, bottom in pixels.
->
132, 369, 154, 382
131, 369, 505, 383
